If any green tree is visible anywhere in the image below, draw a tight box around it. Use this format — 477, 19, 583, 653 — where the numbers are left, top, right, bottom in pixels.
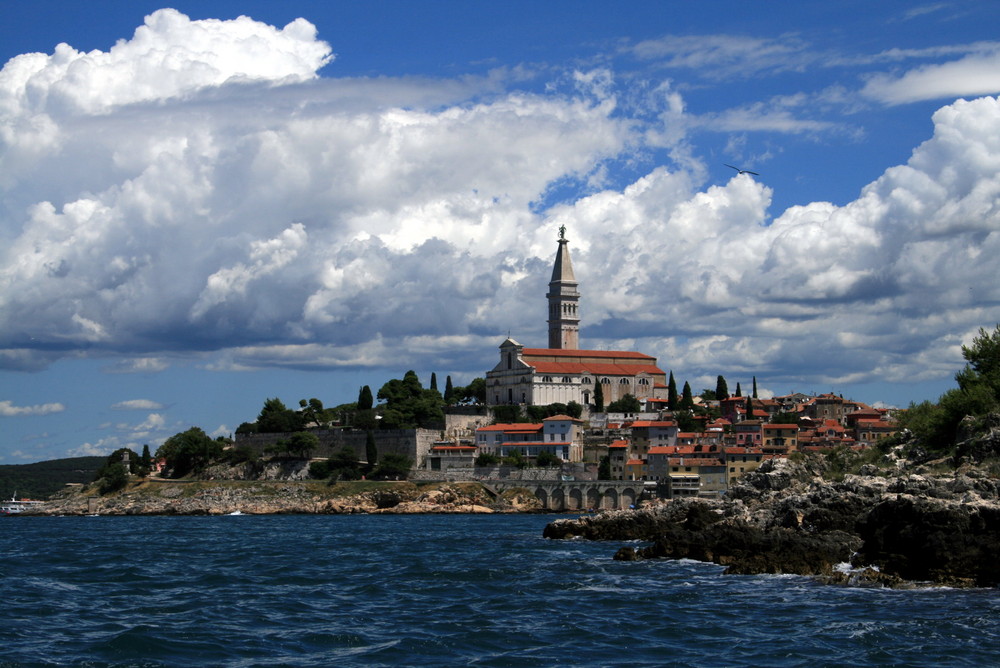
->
735, 382, 742, 398
536, 450, 561, 467
444, 375, 455, 402
752, 376, 758, 399
140, 444, 152, 470
679, 382, 694, 410
328, 446, 362, 480
257, 398, 304, 433
598, 455, 611, 480
594, 380, 605, 412
770, 411, 801, 426
566, 401, 584, 419
365, 430, 378, 466
372, 453, 413, 479
491, 405, 522, 423
156, 427, 223, 477
716, 375, 730, 400
358, 386, 374, 411
475, 452, 500, 467
298, 398, 330, 428
97, 462, 129, 495
430, 372, 438, 392
607, 393, 642, 413
377, 370, 444, 428
285, 432, 319, 458
502, 450, 528, 469
745, 395, 754, 419
667, 372, 678, 409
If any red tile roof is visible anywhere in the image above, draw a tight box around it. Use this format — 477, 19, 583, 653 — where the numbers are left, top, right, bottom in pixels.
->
522, 348, 656, 360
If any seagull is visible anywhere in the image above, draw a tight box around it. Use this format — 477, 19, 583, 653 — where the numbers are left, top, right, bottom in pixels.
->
725, 164, 759, 176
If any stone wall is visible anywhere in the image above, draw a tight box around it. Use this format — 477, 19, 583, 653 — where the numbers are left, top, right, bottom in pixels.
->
235, 428, 441, 466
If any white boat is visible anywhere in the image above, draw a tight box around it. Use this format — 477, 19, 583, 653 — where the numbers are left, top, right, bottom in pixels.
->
1, 493, 44, 515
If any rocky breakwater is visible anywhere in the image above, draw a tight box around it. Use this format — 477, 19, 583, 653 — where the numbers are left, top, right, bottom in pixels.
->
34, 480, 542, 516
543, 456, 1000, 588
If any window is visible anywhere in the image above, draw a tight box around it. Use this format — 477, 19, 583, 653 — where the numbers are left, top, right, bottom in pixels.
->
619, 378, 630, 384
542, 376, 553, 382
600, 377, 611, 384
582, 377, 592, 384
562, 376, 572, 383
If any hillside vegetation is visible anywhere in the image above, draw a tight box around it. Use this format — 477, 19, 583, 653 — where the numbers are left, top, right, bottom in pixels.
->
0, 456, 105, 500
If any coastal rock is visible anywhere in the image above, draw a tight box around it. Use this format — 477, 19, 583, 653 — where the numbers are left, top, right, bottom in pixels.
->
548, 457, 1000, 588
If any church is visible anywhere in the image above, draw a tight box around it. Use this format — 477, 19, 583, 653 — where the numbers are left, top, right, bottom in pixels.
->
485, 229, 667, 408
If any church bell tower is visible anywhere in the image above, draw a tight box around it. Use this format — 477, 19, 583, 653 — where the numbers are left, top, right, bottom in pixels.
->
547, 226, 580, 349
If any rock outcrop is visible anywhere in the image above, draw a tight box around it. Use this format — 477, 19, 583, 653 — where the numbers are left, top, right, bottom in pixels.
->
32, 480, 542, 516
544, 456, 1000, 588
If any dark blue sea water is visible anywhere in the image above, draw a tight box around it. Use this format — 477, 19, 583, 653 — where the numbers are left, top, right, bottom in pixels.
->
2, 515, 998, 667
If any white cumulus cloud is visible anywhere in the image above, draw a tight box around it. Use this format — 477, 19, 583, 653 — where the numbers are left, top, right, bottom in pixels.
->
0, 400, 66, 416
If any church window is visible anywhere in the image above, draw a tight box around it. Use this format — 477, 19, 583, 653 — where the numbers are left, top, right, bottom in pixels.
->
506, 353, 512, 370
562, 376, 571, 383
542, 376, 553, 382
582, 377, 592, 384
619, 378, 630, 384
600, 377, 611, 384
637, 378, 650, 386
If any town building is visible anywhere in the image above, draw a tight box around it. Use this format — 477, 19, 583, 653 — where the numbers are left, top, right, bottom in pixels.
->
475, 415, 583, 462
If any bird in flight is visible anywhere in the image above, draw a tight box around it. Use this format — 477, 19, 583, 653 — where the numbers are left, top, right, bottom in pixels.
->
725, 164, 759, 176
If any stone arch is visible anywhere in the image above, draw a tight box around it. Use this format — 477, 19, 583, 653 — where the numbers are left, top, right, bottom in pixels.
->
534, 487, 549, 510
568, 487, 583, 511
602, 487, 618, 510
549, 487, 565, 511
586, 487, 601, 510
621, 487, 637, 509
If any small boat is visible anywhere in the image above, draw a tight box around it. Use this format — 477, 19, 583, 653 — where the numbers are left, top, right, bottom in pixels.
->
1, 493, 44, 515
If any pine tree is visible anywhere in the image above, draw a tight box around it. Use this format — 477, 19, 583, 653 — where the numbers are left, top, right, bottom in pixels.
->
752, 376, 758, 399
667, 372, 678, 410
715, 375, 729, 400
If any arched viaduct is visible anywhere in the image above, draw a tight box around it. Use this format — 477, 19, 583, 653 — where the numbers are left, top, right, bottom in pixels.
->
491, 480, 645, 511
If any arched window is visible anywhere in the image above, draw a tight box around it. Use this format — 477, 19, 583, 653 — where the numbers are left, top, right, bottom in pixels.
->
619, 378, 630, 384
506, 353, 512, 370
600, 377, 611, 385
542, 376, 553, 383
582, 377, 592, 384
562, 376, 571, 383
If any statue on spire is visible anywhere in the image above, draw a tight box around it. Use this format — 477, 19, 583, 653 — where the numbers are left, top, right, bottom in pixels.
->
558, 224, 566, 240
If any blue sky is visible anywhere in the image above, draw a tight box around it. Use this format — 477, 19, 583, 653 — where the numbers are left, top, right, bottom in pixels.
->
2, 1, 1000, 463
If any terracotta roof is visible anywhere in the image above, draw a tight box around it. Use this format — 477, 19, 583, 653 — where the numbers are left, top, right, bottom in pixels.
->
626, 459, 646, 467
523, 348, 656, 360
528, 360, 666, 376
608, 439, 630, 448
477, 423, 543, 432
542, 414, 581, 422
630, 420, 678, 428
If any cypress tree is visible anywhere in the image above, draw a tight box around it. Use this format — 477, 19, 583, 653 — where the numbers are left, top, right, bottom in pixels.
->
745, 395, 754, 419
752, 376, 758, 399
594, 379, 605, 412
680, 381, 694, 410
357, 385, 374, 411
365, 430, 378, 466
445, 375, 454, 402
735, 382, 742, 398
667, 372, 678, 410
715, 375, 729, 400
430, 372, 438, 392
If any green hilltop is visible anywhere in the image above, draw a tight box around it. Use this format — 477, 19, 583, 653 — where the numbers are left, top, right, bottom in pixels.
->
0, 456, 105, 500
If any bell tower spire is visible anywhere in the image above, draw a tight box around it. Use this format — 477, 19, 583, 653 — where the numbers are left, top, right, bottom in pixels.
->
547, 225, 580, 349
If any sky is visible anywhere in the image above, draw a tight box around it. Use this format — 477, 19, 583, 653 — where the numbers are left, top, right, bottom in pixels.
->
2, 1, 1000, 464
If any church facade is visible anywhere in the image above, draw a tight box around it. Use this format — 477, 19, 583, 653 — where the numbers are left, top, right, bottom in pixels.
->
485, 230, 667, 408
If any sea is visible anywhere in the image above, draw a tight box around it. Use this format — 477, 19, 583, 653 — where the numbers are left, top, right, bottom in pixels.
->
2, 514, 998, 667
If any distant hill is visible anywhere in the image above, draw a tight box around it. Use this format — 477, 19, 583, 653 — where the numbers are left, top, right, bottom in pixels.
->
0, 456, 106, 500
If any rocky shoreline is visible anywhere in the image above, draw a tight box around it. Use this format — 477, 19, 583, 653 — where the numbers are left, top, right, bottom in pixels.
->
28, 479, 543, 516
544, 456, 1000, 588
